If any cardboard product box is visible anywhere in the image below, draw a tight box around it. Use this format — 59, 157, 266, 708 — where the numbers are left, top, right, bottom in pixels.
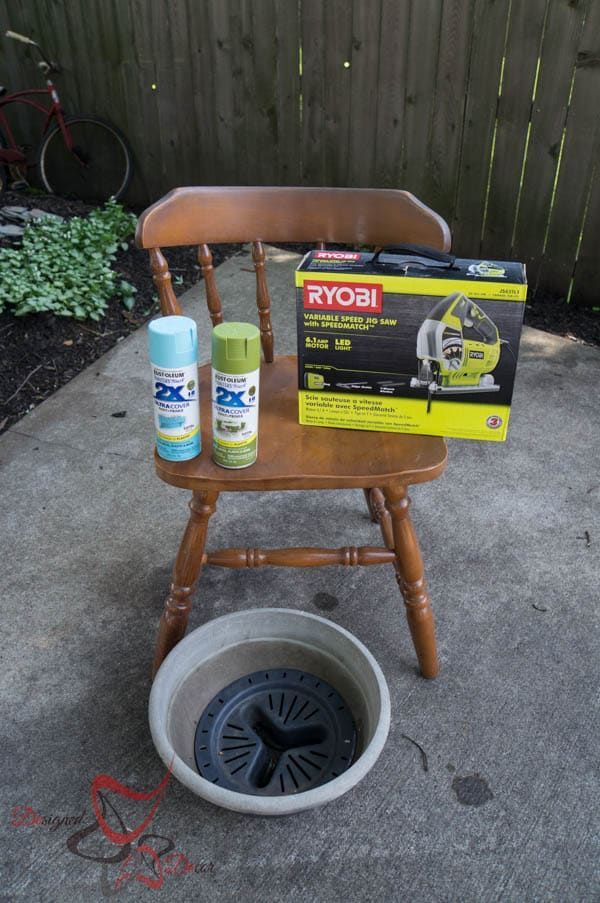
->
295, 249, 527, 441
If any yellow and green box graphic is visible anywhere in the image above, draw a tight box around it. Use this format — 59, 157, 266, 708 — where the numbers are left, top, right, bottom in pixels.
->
296, 250, 527, 442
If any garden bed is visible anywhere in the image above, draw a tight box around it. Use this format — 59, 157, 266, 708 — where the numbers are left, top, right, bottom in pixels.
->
0, 192, 598, 435
0, 191, 237, 433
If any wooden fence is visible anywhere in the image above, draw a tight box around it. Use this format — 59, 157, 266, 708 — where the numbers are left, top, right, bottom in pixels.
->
1, 0, 600, 306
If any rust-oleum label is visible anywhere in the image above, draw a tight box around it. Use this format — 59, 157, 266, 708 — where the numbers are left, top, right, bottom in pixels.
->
152, 363, 200, 460
211, 368, 259, 468
148, 316, 201, 461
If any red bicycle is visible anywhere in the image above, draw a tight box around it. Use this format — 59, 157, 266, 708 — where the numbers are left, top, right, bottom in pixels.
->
0, 29, 133, 202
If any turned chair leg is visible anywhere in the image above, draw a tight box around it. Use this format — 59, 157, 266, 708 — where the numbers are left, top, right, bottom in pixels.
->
363, 488, 378, 523
152, 490, 219, 677
382, 484, 439, 679
363, 487, 395, 550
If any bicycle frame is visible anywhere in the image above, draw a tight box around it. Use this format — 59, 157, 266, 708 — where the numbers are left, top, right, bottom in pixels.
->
0, 79, 74, 166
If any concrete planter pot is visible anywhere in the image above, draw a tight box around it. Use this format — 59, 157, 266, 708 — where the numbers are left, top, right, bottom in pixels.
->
149, 608, 390, 816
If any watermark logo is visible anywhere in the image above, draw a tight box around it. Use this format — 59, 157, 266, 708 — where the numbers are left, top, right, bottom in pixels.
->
10, 805, 85, 832
11, 764, 214, 896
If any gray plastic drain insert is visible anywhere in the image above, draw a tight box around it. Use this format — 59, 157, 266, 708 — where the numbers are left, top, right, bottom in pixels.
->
194, 668, 357, 795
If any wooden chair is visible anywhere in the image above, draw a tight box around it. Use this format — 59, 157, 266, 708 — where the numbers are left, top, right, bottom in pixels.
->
136, 187, 450, 679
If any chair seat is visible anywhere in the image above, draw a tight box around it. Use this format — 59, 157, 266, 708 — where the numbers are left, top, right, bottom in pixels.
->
155, 356, 447, 491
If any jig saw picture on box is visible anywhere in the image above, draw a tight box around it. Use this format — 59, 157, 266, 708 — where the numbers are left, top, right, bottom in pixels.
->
409, 291, 518, 411
303, 292, 520, 404
295, 249, 526, 442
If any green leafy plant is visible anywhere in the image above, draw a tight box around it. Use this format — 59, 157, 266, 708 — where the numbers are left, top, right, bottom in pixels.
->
0, 199, 138, 321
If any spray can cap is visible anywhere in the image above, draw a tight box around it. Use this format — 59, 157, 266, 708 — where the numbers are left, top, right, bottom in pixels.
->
212, 322, 260, 374
148, 316, 198, 369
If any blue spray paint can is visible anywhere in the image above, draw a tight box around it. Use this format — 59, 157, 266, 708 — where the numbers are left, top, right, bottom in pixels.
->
148, 316, 201, 461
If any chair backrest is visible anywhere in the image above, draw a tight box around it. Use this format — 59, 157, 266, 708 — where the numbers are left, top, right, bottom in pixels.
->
135, 187, 451, 362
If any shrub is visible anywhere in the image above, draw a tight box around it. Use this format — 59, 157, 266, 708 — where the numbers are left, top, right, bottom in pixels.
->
0, 200, 138, 320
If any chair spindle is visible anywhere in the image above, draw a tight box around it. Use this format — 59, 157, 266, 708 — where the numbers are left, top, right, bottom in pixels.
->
149, 247, 182, 316
198, 244, 224, 328
252, 241, 274, 362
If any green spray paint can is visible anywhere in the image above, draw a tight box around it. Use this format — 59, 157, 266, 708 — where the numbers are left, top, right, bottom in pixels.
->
211, 322, 261, 468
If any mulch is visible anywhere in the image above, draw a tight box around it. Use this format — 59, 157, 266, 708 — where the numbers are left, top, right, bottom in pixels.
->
0, 191, 237, 434
1, 192, 598, 435
523, 290, 600, 346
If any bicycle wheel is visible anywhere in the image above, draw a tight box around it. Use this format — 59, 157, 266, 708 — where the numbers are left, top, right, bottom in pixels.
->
38, 115, 133, 203
0, 130, 9, 194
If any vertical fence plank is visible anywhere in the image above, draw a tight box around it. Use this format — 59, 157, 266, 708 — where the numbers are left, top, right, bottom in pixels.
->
88, 0, 129, 121
346, 0, 382, 187
373, 0, 410, 189
426, 0, 476, 222
451, 0, 510, 255
40, 0, 86, 113
225, 0, 248, 184
511, 0, 588, 284
481, 0, 547, 259
570, 163, 600, 307
126, 0, 167, 202
228, 0, 278, 186
300, 0, 326, 184
402, 0, 444, 200
248, 0, 279, 185
536, 3, 600, 299
227, 0, 253, 184
274, 0, 301, 185
1, 0, 43, 150
161, 0, 203, 187
207, 0, 238, 185
184, 0, 218, 185
149, 0, 190, 190
92, 0, 152, 204
321, 0, 354, 186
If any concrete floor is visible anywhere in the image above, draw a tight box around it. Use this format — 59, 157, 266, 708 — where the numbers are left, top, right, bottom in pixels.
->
1, 246, 599, 902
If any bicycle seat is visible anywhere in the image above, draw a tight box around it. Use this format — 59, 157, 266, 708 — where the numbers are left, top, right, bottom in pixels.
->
0, 87, 6, 97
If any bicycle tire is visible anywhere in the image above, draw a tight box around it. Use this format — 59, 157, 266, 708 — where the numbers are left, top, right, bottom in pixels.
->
0, 129, 9, 194
38, 115, 133, 203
